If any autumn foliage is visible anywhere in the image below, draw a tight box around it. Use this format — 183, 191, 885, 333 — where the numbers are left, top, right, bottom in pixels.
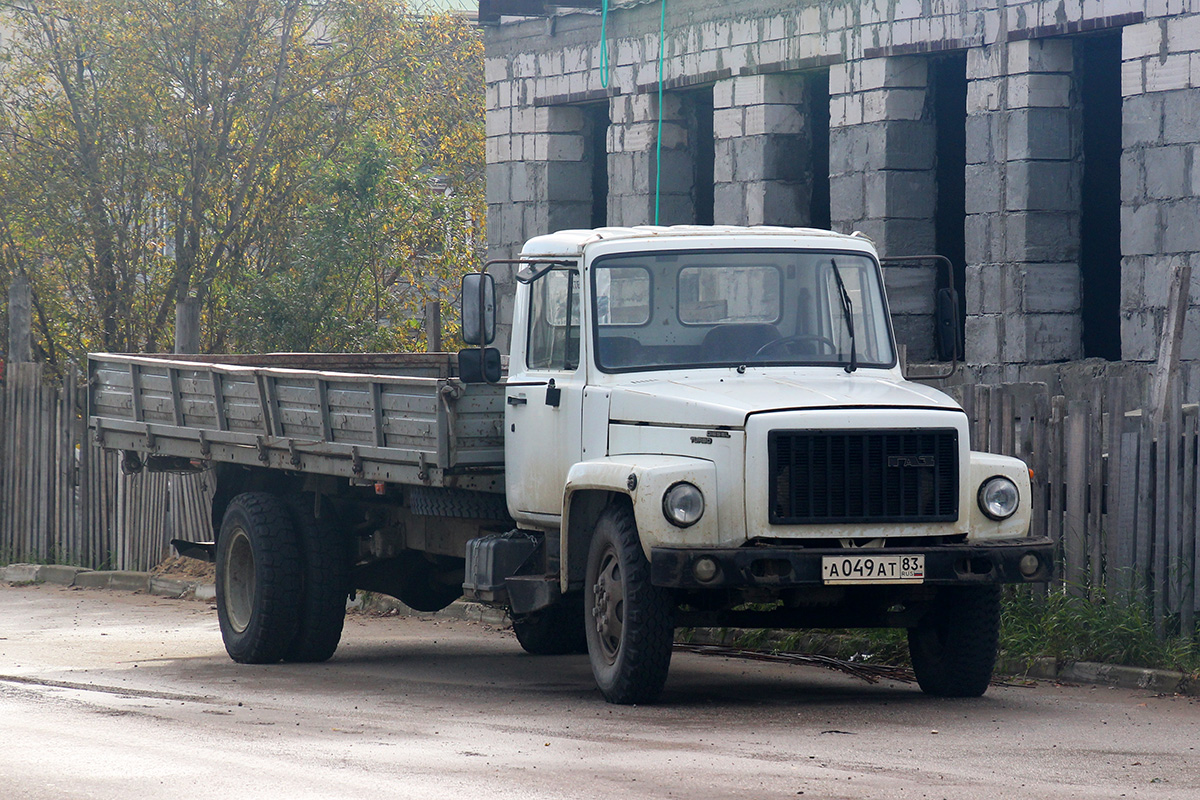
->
0, 0, 484, 365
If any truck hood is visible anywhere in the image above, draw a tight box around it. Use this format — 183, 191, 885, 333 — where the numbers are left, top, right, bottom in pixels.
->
607, 372, 961, 428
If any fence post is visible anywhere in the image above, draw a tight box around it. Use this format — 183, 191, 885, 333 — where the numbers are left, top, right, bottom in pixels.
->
1031, 390, 1051, 546
78, 376, 93, 568
8, 273, 31, 364
1104, 377, 1125, 597
1064, 399, 1089, 597
1087, 382, 1104, 592
175, 297, 201, 355
1154, 411, 1170, 639
1114, 412, 1140, 604
1048, 395, 1067, 591
1150, 260, 1192, 428
1167, 380, 1184, 619
1180, 402, 1196, 636
1136, 410, 1155, 609
425, 301, 443, 353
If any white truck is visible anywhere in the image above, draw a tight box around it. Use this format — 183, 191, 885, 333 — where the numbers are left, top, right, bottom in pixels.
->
89, 226, 1052, 704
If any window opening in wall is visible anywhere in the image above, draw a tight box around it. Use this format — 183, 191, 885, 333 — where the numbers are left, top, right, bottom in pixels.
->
586, 104, 610, 228
805, 71, 831, 229
931, 53, 967, 358
1077, 32, 1122, 361
684, 87, 715, 225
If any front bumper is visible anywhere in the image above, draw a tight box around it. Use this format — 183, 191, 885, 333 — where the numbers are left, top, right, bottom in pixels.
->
651, 538, 1054, 589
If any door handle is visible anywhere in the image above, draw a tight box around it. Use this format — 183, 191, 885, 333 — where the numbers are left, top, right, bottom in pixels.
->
507, 395, 527, 406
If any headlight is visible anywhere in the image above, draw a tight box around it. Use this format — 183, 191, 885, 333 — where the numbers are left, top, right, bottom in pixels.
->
663, 482, 704, 527
978, 476, 1019, 520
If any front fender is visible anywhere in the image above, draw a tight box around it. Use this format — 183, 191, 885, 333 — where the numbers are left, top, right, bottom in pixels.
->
564, 455, 719, 563
968, 451, 1033, 541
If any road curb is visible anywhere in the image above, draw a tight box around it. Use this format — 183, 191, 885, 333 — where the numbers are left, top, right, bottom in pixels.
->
74, 571, 151, 592
4, 562, 1195, 694
2, 564, 93, 585
1058, 661, 1191, 694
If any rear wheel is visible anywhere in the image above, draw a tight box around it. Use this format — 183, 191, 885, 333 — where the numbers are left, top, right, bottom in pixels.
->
584, 502, 674, 704
512, 594, 588, 655
283, 495, 349, 663
908, 585, 1001, 697
215, 493, 302, 664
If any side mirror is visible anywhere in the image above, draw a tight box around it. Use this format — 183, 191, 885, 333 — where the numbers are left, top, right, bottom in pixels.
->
461, 273, 496, 346
458, 347, 502, 384
935, 287, 962, 362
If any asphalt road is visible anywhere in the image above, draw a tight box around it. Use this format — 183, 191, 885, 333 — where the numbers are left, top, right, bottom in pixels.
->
1, 584, 1198, 800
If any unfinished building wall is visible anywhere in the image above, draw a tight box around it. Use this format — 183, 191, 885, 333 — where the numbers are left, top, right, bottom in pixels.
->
829, 56, 939, 362
484, 1, 1195, 368
486, 104, 595, 346
607, 92, 698, 226
1120, 17, 1200, 362
714, 74, 809, 225
965, 39, 1083, 371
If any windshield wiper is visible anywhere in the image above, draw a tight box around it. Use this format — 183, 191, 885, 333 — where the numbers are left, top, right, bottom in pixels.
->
829, 258, 858, 374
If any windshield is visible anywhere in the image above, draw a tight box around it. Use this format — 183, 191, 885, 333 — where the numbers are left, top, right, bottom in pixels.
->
591, 249, 894, 372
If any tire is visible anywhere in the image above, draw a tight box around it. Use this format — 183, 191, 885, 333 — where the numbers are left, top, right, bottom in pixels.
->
907, 585, 1001, 698
282, 495, 349, 663
407, 486, 511, 521
512, 594, 588, 655
215, 492, 302, 664
584, 502, 675, 704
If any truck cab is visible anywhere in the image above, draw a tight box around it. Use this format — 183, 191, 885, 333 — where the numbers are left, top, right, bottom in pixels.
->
467, 226, 1052, 703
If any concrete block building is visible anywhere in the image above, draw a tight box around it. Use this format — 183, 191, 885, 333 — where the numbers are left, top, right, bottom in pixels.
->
481, 0, 1200, 379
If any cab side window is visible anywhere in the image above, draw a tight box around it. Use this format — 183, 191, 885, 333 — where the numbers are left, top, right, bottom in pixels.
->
527, 270, 580, 370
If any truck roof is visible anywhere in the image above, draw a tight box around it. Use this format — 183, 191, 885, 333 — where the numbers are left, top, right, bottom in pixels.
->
519, 225, 878, 259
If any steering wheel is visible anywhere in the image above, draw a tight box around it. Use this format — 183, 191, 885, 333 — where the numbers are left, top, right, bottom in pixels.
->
754, 334, 838, 358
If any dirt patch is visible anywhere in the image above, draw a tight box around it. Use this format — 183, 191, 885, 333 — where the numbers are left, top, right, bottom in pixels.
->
151, 555, 215, 582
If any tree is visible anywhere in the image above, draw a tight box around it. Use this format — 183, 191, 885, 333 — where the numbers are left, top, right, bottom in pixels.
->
0, 0, 483, 364
219, 10, 485, 354
0, 0, 167, 361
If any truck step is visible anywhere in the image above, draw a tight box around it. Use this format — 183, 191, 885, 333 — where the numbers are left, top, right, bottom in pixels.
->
170, 538, 216, 563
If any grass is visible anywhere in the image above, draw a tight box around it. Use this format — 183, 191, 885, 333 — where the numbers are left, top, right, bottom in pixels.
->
684, 588, 1200, 677
999, 588, 1200, 675
679, 623, 912, 668
772, 627, 911, 666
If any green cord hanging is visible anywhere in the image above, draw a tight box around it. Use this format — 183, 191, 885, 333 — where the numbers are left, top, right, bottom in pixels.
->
599, 0, 610, 88
654, 0, 666, 225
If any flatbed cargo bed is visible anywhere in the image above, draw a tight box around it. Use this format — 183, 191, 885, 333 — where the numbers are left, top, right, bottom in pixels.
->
88, 353, 506, 492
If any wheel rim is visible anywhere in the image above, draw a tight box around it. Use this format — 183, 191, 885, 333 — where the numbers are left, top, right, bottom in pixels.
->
223, 527, 255, 634
591, 543, 624, 665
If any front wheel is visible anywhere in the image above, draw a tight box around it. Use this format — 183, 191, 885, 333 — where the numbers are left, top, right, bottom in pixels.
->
907, 585, 1001, 697
584, 502, 675, 704
215, 493, 302, 664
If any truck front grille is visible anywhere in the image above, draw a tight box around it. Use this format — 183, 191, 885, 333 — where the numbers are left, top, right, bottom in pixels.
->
768, 429, 959, 524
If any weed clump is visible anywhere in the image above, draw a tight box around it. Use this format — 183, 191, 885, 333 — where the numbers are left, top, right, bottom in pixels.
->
999, 589, 1200, 675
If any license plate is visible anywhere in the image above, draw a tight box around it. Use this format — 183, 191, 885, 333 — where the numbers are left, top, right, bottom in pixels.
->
821, 554, 925, 584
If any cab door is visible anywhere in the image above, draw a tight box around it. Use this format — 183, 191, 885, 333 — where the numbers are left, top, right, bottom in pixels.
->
505, 268, 584, 521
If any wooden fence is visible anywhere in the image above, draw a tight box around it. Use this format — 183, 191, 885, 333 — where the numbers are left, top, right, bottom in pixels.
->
0, 362, 211, 571
945, 379, 1199, 639
0, 362, 1197, 639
